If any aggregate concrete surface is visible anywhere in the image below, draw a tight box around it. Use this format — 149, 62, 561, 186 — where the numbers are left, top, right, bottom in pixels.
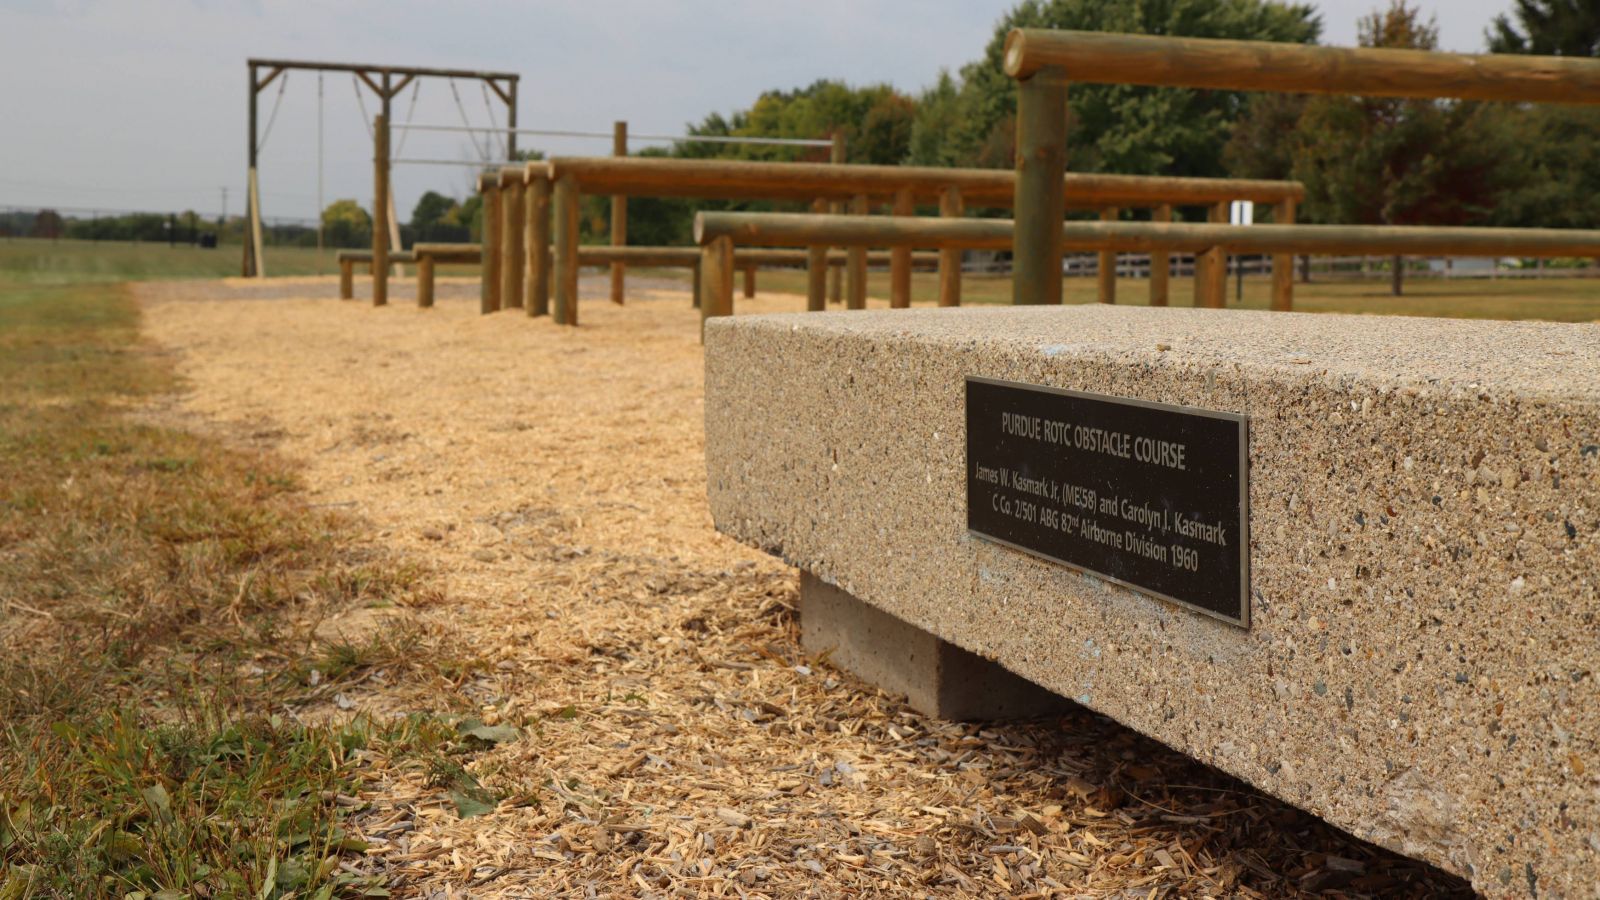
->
706, 305, 1600, 897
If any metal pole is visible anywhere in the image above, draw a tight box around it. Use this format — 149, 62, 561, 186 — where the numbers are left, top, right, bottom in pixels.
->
1012, 71, 1068, 305
506, 77, 518, 159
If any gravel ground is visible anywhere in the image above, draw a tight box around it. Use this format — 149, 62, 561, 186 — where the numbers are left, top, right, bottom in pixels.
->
133, 275, 1474, 899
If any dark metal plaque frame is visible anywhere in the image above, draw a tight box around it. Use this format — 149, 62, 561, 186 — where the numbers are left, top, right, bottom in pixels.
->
965, 376, 1251, 628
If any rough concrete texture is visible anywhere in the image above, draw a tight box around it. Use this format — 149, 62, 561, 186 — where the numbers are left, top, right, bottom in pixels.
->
799, 571, 1074, 721
704, 305, 1600, 898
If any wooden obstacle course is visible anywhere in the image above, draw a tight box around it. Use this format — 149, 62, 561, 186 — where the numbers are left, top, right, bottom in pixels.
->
1002, 28, 1600, 308
693, 210, 1600, 318
542, 155, 1304, 324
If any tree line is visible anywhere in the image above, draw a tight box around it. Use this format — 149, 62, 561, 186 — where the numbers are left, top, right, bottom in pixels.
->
368, 0, 1597, 247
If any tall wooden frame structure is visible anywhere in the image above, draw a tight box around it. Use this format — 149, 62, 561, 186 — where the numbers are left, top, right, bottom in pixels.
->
244, 58, 520, 278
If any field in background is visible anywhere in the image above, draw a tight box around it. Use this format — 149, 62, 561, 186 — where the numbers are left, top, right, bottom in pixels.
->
6, 238, 1598, 323
0, 238, 335, 283
751, 267, 1600, 323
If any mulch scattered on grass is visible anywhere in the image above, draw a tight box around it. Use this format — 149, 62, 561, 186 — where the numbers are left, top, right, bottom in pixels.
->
135, 276, 1473, 898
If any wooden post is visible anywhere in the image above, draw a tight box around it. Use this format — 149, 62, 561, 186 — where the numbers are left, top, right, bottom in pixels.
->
1097, 206, 1119, 303
1194, 202, 1228, 308
372, 113, 390, 307
1149, 203, 1171, 306
700, 235, 734, 338
526, 167, 551, 317
552, 173, 579, 325
479, 172, 501, 314
938, 186, 963, 307
847, 194, 868, 309
829, 133, 846, 304
806, 198, 828, 312
889, 188, 915, 308
1012, 71, 1068, 305
417, 254, 435, 308
339, 258, 354, 299
1270, 197, 1296, 311
610, 121, 628, 305
1391, 253, 1404, 296
742, 263, 756, 299
500, 170, 525, 309
245, 63, 260, 278
691, 259, 702, 310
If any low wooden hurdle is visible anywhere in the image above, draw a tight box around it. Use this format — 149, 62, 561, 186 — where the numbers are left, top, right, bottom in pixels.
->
693, 211, 1600, 322
407, 240, 935, 312
533, 157, 1303, 324
337, 248, 415, 300
1002, 29, 1600, 307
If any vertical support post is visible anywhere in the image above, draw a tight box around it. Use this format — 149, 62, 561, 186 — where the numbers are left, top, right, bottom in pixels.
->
1012, 70, 1067, 306
890, 188, 914, 309
1097, 207, 1118, 304
372, 111, 390, 307
691, 260, 702, 310
505, 77, 518, 160
500, 168, 525, 309
1149, 203, 1171, 307
526, 166, 551, 317
417, 254, 435, 308
552, 173, 579, 326
478, 172, 501, 314
609, 121, 628, 305
742, 263, 756, 299
847, 194, 868, 310
1271, 197, 1296, 311
805, 198, 828, 312
339, 258, 354, 299
828, 133, 846, 304
245, 63, 262, 278
1194, 202, 1228, 309
938, 186, 964, 307
700, 235, 734, 339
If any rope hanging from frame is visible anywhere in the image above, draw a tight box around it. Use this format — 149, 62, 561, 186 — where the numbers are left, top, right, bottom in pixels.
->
256, 71, 290, 154
448, 78, 491, 162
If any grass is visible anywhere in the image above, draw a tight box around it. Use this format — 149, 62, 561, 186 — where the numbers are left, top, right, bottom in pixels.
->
0, 269, 473, 897
0, 238, 337, 284
750, 268, 1600, 323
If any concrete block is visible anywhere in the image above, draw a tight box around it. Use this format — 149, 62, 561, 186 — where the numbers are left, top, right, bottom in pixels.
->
800, 570, 1073, 720
703, 305, 1600, 898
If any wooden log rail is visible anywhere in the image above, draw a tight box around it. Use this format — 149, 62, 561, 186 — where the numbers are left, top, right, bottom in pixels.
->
337, 248, 416, 299
403, 238, 936, 312
693, 210, 1600, 319
1002, 29, 1600, 308
539, 156, 1303, 322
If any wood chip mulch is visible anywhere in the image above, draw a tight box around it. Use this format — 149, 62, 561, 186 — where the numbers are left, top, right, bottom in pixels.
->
135, 277, 1474, 898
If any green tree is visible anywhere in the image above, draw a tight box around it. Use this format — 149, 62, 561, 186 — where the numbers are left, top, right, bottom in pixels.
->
1483, 0, 1600, 231
914, 0, 1321, 180
321, 199, 371, 249
411, 191, 456, 230
1290, 1, 1523, 293
1487, 0, 1600, 56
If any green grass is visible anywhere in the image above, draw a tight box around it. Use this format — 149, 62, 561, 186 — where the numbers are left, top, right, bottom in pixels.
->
750, 268, 1600, 323
0, 238, 337, 285
0, 273, 477, 898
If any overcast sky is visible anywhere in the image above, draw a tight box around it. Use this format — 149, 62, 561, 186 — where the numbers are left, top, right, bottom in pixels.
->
0, 0, 1514, 223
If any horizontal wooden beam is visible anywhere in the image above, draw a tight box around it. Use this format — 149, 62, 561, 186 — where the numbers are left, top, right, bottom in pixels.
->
246, 58, 518, 82
546, 156, 1302, 208
1003, 29, 1600, 105
409, 243, 939, 269
696, 212, 1600, 258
